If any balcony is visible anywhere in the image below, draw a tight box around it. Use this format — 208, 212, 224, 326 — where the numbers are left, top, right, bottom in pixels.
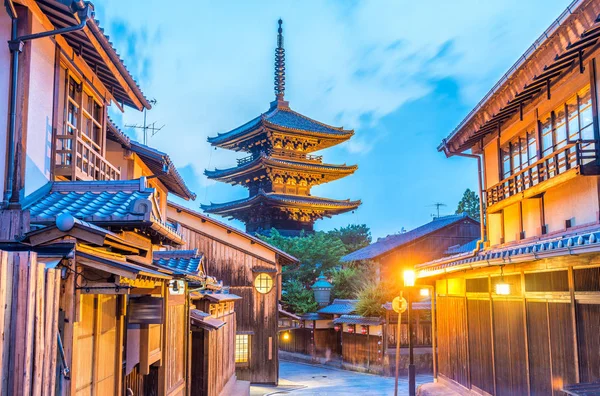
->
54, 133, 121, 181
237, 149, 323, 166
485, 141, 596, 209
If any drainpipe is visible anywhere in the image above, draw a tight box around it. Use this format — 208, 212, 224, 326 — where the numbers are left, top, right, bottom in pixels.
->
3, 1, 93, 208
440, 139, 486, 254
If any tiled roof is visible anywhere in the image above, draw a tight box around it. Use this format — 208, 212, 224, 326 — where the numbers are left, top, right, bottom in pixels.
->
107, 118, 131, 148
129, 141, 196, 201
299, 313, 328, 321
190, 309, 225, 330
445, 239, 480, 255
23, 179, 182, 244
318, 299, 357, 315
341, 213, 477, 262
205, 154, 357, 180
207, 105, 353, 145
417, 225, 600, 276
194, 292, 242, 303
333, 315, 382, 326
201, 191, 361, 213
36, 0, 150, 110
153, 249, 204, 278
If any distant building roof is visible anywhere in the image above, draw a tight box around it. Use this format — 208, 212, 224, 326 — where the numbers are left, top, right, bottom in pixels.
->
208, 105, 353, 146
190, 309, 225, 330
341, 213, 477, 262
445, 238, 480, 255
317, 299, 357, 315
23, 178, 182, 244
279, 305, 301, 321
299, 312, 328, 321
333, 315, 383, 326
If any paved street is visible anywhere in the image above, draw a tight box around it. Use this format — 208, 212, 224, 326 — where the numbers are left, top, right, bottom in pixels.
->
250, 361, 432, 395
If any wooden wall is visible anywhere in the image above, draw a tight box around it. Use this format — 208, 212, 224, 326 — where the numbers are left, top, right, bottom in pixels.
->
341, 333, 383, 368
279, 328, 338, 358
174, 223, 280, 384
0, 250, 61, 396
379, 219, 480, 280
190, 309, 236, 396
162, 293, 187, 396
435, 260, 600, 395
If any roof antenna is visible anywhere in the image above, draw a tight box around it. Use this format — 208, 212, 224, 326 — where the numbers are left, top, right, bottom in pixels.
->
274, 19, 285, 101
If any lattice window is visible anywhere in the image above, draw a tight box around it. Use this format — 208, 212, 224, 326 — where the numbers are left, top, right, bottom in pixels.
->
235, 334, 250, 364
254, 273, 274, 294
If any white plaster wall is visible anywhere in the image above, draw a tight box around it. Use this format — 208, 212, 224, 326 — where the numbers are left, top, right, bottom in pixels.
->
0, 12, 11, 200
544, 176, 600, 233
24, 17, 54, 197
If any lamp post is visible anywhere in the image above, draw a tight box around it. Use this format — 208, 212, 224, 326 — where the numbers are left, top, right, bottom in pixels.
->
404, 269, 416, 396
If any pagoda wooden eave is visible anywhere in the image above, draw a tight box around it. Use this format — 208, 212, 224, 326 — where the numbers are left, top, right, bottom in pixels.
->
204, 155, 358, 185
201, 192, 361, 217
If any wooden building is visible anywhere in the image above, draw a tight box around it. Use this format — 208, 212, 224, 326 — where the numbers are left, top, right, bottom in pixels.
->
202, 20, 360, 236
0, 1, 244, 395
417, 1, 600, 394
166, 202, 299, 384
341, 213, 480, 282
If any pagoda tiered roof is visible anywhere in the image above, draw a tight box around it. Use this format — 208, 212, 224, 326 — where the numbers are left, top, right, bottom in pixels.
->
207, 102, 354, 152
202, 191, 360, 216
204, 153, 357, 185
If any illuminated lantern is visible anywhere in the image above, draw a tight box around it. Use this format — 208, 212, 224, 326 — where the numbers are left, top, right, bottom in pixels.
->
334, 324, 341, 332
283, 332, 290, 341
347, 325, 355, 334
361, 325, 368, 335
495, 266, 511, 295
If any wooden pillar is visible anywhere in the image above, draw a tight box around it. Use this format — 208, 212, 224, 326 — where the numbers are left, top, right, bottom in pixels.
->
431, 284, 438, 380
488, 275, 497, 396
568, 266, 580, 382
521, 269, 531, 396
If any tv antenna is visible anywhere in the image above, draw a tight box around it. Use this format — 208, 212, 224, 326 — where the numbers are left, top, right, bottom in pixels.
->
429, 202, 447, 219
125, 98, 164, 145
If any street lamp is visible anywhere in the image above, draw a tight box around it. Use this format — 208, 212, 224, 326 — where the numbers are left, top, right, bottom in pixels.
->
282, 331, 290, 341
404, 269, 416, 396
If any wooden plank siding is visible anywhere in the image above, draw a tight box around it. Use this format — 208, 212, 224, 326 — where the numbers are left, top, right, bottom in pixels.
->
174, 223, 280, 384
434, 260, 600, 395
0, 251, 61, 396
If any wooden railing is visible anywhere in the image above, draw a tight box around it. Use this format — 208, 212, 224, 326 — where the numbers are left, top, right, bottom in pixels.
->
237, 149, 323, 166
54, 134, 121, 181
486, 141, 596, 207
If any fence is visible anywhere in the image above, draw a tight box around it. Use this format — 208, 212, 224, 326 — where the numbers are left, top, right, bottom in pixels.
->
0, 250, 61, 396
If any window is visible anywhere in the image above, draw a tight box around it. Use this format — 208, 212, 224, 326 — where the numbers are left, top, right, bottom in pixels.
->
500, 125, 537, 180
82, 92, 103, 151
254, 273, 274, 294
235, 334, 250, 364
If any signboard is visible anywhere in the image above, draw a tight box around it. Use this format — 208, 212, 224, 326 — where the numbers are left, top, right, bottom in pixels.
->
128, 296, 164, 324
169, 280, 185, 295
392, 296, 408, 314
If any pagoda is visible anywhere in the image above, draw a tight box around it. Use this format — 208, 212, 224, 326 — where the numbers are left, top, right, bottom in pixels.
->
202, 20, 361, 235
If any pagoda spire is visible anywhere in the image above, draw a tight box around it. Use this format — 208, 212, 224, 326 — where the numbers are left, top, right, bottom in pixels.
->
274, 19, 286, 101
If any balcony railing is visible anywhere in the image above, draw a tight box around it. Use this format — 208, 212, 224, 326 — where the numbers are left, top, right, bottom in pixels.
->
54, 134, 121, 181
237, 149, 323, 166
486, 141, 596, 207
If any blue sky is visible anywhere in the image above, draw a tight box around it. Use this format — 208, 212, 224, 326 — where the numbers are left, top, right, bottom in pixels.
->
96, 0, 568, 240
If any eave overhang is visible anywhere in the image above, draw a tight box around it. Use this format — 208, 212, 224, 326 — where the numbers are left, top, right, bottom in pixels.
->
441, 1, 600, 155
35, 0, 151, 110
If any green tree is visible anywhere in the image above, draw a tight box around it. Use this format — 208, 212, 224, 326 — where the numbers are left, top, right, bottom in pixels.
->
281, 279, 319, 314
456, 188, 480, 219
330, 267, 362, 299
355, 279, 402, 317
260, 229, 347, 286
328, 224, 372, 253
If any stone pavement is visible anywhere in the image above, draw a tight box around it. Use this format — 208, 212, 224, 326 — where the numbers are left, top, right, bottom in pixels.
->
250, 360, 432, 395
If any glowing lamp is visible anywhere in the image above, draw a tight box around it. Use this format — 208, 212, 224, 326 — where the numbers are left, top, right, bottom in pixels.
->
404, 270, 416, 287
495, 283, 511, 295
347, 325, 355, 334
360, 325, 368, 335
282, 332, 290, 342
334, 324, 341, 332
419, 288, 430, 297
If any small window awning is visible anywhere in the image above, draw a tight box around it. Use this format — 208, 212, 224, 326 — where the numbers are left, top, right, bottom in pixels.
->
189, 292, 242, 303
190, 309, 225, 330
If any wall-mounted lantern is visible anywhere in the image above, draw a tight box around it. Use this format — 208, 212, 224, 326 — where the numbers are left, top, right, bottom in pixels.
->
360, 325, 368, 335
311, 272, 333, 307
347, 324, 355, 334
334, 324, 341, 332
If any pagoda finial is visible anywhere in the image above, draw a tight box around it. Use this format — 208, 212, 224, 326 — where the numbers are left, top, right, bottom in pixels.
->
274, 19, 285, 101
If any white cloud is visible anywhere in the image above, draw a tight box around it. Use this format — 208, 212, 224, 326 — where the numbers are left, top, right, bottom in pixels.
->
96, 0, 567, 194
